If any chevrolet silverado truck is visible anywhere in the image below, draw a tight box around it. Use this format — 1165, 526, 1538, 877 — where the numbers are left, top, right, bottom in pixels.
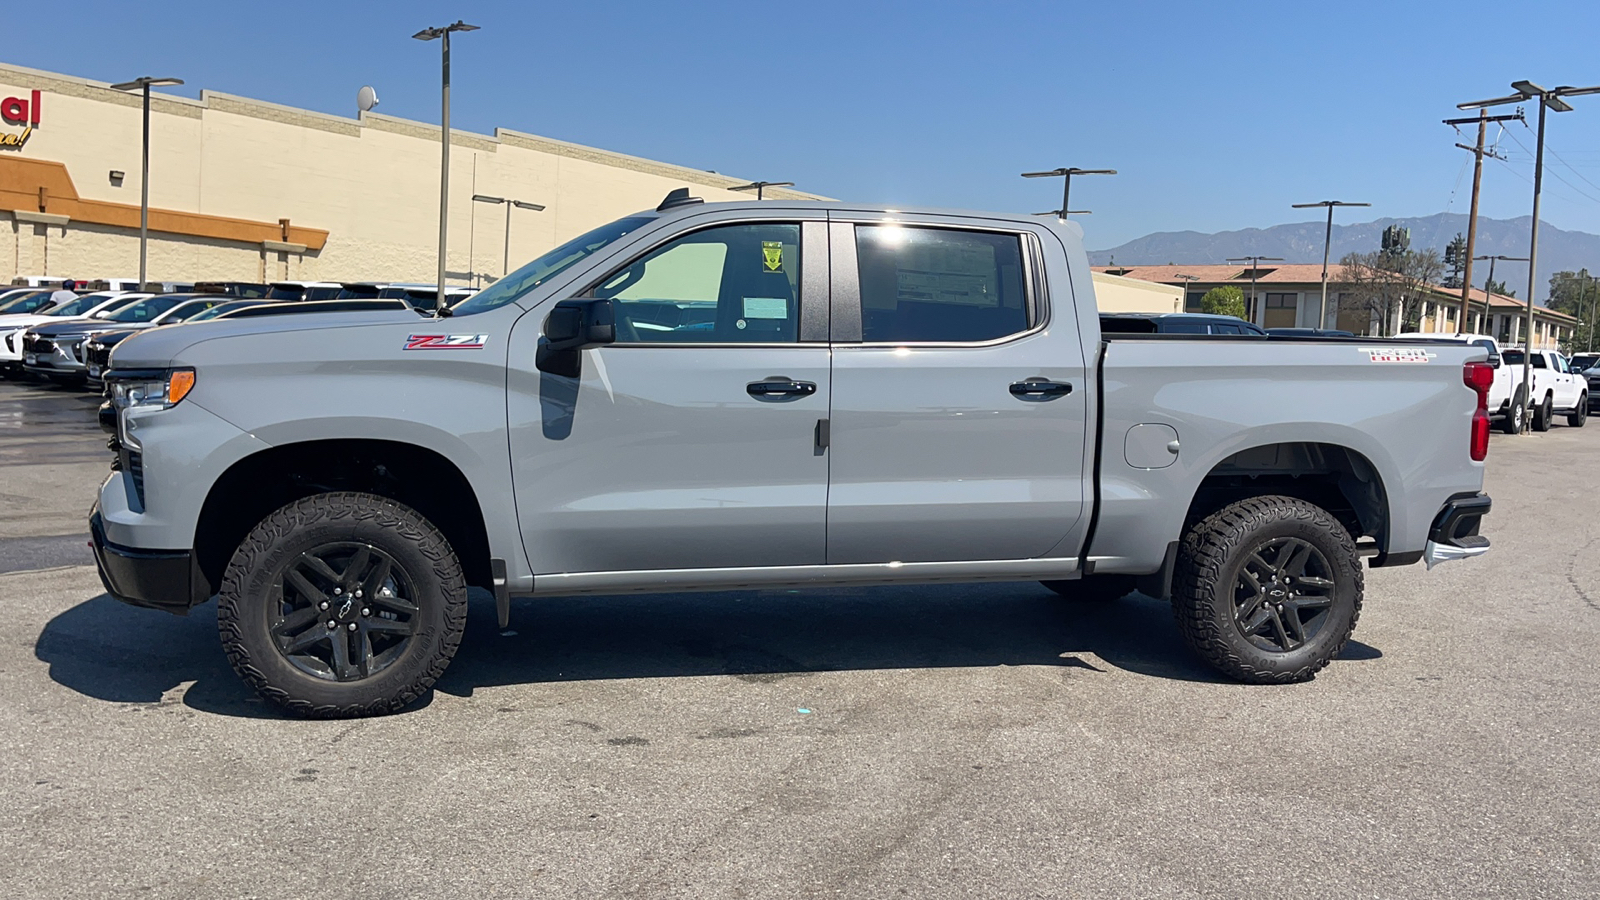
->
90, 193, 1495, 718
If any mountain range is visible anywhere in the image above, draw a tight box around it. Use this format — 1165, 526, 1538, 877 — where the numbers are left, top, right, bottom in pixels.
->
1088, 213, 1600, 303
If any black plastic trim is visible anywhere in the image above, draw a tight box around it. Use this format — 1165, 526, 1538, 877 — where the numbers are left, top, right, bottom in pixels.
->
1135, 540, 1181, 600
1429, 492, 1492, 545
89, 508, 208, 615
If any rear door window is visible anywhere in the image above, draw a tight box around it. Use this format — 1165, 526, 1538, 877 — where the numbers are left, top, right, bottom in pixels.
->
855, 226, 1029, 343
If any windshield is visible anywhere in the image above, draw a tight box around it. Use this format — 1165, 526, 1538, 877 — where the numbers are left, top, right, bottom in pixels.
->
1572, 355, 1599, 371
46, 293, 117, 317
187, 301, 260, 321
337, 285, 384, 299
107, 296, 187, 323
0, 290, 49, 314
156, 299, 225, 322
451, 216, 655, 316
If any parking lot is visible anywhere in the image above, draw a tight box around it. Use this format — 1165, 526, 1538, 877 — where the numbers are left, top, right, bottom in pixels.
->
2, 376, 1598, 899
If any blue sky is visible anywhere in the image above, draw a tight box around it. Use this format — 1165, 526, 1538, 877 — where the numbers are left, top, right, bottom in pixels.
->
9, 0, 1600, 249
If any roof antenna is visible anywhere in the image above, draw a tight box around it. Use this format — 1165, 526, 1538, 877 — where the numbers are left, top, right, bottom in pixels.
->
657, 188, 704, 212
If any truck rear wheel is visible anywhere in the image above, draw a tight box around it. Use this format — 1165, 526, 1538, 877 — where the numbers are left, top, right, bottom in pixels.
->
1533, 395, 1553, 432
1171, 496, 1361, 684
217, 492, 467, 718
1569, 393, 1588, 427
1502, 389, 1526, 435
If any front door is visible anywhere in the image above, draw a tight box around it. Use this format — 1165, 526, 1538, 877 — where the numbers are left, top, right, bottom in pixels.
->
825, 219, 1091, 564
508, 219, 831, 575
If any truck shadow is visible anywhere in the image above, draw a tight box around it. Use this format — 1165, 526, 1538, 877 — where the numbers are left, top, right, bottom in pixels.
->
35, 584, 1383, 718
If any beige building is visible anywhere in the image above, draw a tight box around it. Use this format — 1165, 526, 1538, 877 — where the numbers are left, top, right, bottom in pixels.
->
0, 61, 825, 286
1089, 271, 1182, 313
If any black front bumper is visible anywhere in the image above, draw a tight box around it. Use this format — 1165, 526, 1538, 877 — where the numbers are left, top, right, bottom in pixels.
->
89, 508, 209, 615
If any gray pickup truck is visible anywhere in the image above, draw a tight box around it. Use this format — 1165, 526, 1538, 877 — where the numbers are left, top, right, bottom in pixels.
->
90, 191, 1495, 718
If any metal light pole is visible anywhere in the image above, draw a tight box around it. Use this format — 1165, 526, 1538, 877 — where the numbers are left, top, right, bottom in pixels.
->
1175, 274, 1200, 312
1021, 167, 1116, 220
414, 20, 480, 314
730, 180, 795, 200
1472, 255, 1527, 340
1226, 256, 1286, 326
109, 76, 183, 289
1459, 80, 1600, 431
1292, 200, 1369, 329
471, 194, 545, 278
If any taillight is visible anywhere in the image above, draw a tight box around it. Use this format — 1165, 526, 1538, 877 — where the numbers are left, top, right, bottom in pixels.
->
1464, 361, 1493, 461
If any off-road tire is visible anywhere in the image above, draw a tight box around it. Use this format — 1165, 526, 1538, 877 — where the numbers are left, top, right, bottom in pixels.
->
217, 492, 467, 718
1172, 495, 1362, 684
1041, 574, 1138, 602
1533, 395, 1553, 432
1568, 393, 1587, 428
1501, 389, 1525, 435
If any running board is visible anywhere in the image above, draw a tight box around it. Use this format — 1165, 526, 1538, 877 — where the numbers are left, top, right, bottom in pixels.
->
530, 556, 1084, 596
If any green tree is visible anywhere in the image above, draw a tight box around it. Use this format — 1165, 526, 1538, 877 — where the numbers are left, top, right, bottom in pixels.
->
1549, 269, 1599, 352
1200, 285, 1246, 319
1334, 248, 1445, 336
1485, 278, 1514, 298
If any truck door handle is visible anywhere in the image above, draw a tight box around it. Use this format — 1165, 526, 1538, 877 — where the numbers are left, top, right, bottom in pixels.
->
747, 378, 817, 398
1009, 379, 1072, 399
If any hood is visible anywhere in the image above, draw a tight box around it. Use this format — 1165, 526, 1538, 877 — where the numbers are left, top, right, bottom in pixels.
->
113, 307, 426, 368
31, 318, 140, 338
0, 313, 72, 331
88, 328, 139, 347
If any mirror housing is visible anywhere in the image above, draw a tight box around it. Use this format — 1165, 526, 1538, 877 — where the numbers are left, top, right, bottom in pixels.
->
536, 298, 615, 377
1488, 354, 1501, 369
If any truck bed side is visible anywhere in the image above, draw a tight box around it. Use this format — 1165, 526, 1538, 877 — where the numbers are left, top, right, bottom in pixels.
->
1087, 337, 1488, 575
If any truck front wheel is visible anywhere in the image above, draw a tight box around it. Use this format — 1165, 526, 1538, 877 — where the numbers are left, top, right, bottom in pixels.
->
1171, 496, 1361, 684
217, 492, 468, 718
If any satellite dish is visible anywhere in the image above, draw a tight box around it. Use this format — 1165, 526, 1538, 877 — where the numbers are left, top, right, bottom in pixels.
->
357, 85, 379, 113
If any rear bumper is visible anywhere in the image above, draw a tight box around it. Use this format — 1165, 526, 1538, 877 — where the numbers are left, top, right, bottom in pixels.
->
1422, 492, 1491, 570
89, 507, 207, 614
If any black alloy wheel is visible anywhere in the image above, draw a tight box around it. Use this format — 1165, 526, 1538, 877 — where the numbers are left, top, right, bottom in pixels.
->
218, 491, 467, 718
1229, 537, 1336, 652
1533, 395, 1553, 432
270, 542, 419, 682
1568, 393, 1588, 428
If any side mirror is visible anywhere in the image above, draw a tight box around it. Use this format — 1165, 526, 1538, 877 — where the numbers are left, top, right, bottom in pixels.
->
536, 298, 615, 377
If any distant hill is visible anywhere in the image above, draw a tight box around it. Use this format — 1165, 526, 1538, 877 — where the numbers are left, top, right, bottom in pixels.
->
1088, 213, 1600, 303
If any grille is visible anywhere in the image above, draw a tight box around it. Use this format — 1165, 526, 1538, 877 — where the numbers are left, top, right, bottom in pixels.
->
23, 335, 54, 354
86, 344, 110, 372
3, 333, 12, 352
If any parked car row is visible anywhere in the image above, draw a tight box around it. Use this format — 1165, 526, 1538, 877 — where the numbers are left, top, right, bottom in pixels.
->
1394, 332, 1591, 432
0, 283, 439, 388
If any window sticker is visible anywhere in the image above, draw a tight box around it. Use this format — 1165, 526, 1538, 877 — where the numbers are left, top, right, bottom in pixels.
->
761, 241, 785, 274
742, 297, 789, 319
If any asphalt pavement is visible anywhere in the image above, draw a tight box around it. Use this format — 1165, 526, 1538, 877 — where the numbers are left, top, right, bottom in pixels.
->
2, 377, 1597, 899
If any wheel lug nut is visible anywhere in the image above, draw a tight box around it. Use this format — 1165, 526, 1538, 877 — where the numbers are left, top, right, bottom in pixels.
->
361, 608, 371, 617
319, 601, 328, 610
355, 589, 363, 599
334, 587, 342, 595
348, 622, 358, 632
326, 620, 337, 629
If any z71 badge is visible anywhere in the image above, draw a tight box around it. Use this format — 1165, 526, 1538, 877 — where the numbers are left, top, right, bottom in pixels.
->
404, 334, 489, 350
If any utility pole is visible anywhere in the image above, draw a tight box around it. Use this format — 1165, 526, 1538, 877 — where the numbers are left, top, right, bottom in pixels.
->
1442, 109, 1522, 334
413, 20, 480, 314
1226, 256, 1285, 326
1021, 167, 1116, 220
1292, 200, 1369, 329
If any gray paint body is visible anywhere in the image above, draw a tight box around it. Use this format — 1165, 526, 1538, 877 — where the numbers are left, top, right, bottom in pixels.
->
102, 201, 1487, 598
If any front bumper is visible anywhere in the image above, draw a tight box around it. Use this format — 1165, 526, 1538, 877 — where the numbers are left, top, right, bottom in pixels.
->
89, 506, 208, 614
1422, 492, 1491, 570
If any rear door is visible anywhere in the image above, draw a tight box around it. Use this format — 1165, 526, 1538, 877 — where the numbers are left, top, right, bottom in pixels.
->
508, 217, 832, 574
824, 216, 1090, 564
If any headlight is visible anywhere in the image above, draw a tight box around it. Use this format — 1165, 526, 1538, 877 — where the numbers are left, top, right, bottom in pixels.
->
109, 368, 196, 410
